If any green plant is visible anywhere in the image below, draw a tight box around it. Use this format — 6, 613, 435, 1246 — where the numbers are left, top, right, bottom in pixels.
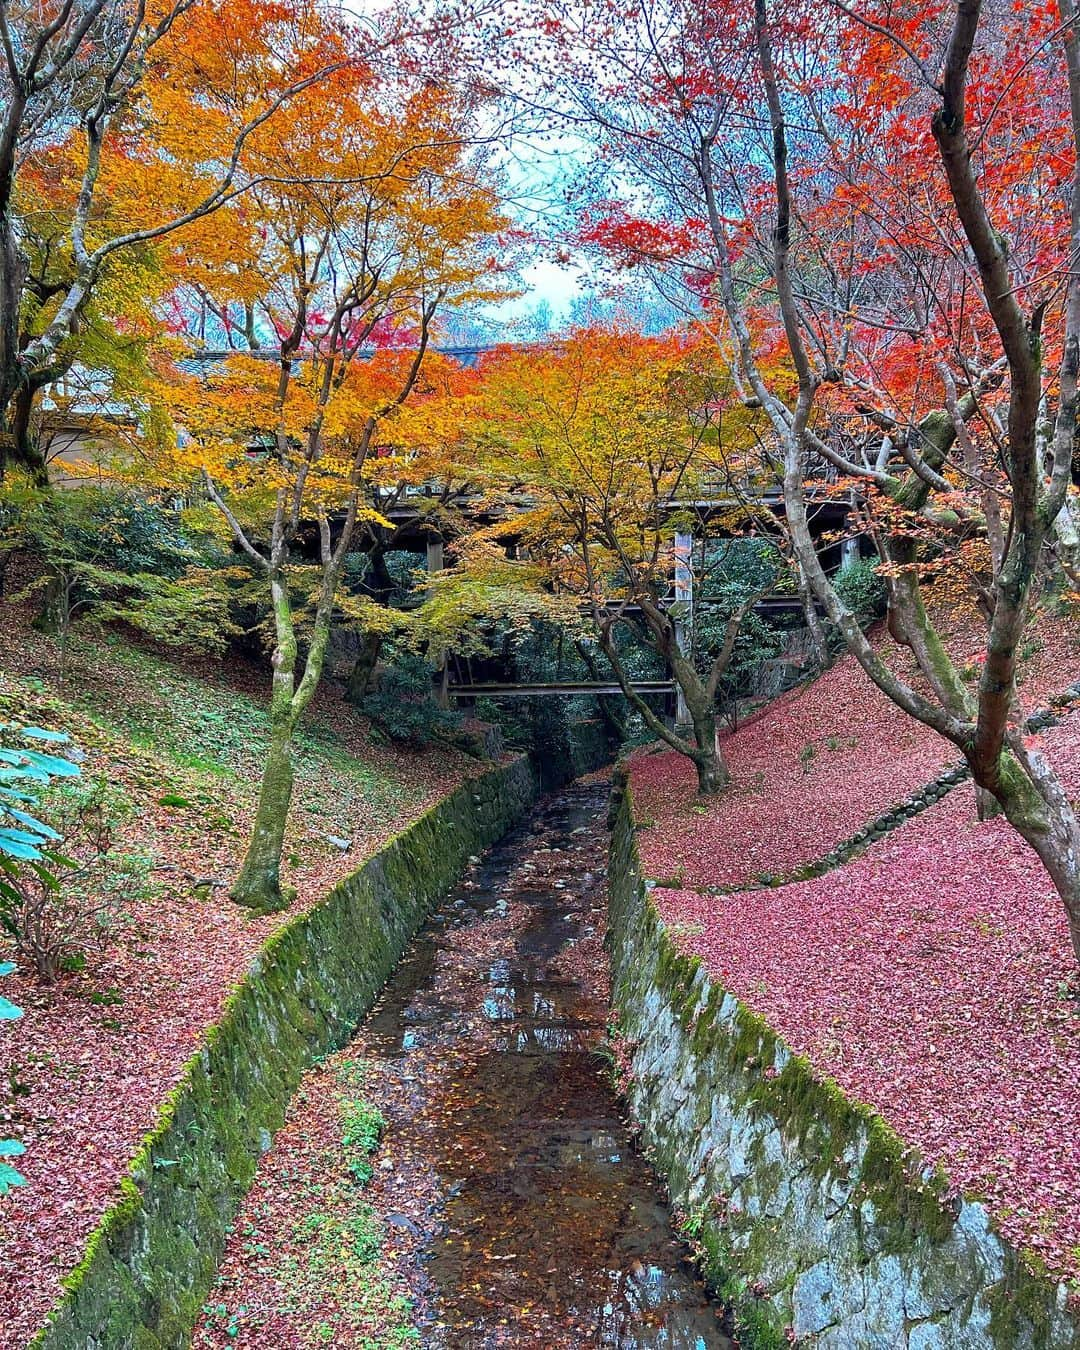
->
2, 479, 235, 683
832, 558, 887, 622
0, 722, 80, 872
359, 649, 462, 747
0, 961, 26, 1195
343, 1098, 384, 1159
339, 1064, 385, 1185
0, 777, 152, 983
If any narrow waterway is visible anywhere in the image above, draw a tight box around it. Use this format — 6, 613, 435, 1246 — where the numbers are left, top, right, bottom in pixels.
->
350, 778, 732, 1348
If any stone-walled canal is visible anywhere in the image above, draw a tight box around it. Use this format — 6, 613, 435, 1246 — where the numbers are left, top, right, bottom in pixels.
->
344, 778, 731, 1347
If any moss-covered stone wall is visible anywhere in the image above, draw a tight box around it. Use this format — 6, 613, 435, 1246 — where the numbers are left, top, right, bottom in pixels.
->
32, 757, 537, 1350
607, 782, 1080, 1350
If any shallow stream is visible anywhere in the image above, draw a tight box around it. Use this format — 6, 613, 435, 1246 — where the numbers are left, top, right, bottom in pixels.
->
348, 780, 732, 1348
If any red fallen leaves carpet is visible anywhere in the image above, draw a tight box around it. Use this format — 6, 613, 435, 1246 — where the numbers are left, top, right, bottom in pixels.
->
630, 611, 1080, 889
653, 709, 1080, 1289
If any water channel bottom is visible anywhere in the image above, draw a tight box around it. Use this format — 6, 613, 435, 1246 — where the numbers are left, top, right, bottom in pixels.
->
348, 780, 733, 1349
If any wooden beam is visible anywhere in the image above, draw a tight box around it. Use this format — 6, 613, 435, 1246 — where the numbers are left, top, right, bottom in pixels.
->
448, 681, 675, 697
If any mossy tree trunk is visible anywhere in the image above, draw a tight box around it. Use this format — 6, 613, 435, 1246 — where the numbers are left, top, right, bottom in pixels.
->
205, 472, 352, 914
345, 630, 383, 704
595, 584, 766, 796
205, 298, 439, 911
231, 702, 298, 910
230, 565, 336, 913
797, 559, 829, 672
992, 749, 1080, 965
670, 639, 730, 793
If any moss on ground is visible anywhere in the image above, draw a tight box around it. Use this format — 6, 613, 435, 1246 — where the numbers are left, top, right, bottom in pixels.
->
200, 1058, 419, 1347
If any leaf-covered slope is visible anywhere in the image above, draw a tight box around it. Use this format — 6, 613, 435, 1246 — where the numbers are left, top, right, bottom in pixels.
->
0, 613, 474, 1350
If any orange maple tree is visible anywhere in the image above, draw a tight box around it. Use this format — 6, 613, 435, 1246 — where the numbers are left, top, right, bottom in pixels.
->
155, 61, 509, 910
434, 327, 785, 793
0, 0, 448, 480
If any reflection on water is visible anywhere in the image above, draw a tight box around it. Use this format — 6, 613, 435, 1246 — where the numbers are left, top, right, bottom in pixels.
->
349, 783, 732, 1349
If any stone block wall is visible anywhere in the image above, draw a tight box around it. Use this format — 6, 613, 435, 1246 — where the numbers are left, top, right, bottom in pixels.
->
608, 784, 1080, 1350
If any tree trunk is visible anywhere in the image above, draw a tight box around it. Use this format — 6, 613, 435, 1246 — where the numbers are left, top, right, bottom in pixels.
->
0, 380, 49, 485
232, 571, 303, 913
231, 711, 297, 912
975, 785, 1002, 821
995, 763, 1080, 966
693, 737, 729, 794
671, 644, 731, 793
682, 673, 730, 794
1032, 838, 1080, 967
345, 631, 382, 704
32, 569, 63, 635
598, 620, 731, 793
798, 562, 830, 672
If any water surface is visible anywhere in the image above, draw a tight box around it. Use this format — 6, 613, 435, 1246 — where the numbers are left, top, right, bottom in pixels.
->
350, 781, 732, 1348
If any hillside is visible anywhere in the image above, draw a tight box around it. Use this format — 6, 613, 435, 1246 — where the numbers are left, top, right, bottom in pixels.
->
0, 606, 479, 1349
631, 608, 1080, 1292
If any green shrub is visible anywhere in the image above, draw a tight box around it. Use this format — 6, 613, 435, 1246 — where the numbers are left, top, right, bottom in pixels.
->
832, 557, 887, 621
0, 962, 26, 1195
359, 650, 461, 746
0, 777, 153, 983
0, 723, 80, 865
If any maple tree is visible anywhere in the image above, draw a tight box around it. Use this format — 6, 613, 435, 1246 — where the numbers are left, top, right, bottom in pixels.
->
340, 353, 501, 706
534, 0, 1080, 963
157, 64, 509, 910
636, 615, 1080, 1286
452, 328, 781, 793
0, 0, 429, 482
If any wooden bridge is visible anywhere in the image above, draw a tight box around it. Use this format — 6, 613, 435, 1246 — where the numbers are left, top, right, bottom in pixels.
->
446, 679, 676, 698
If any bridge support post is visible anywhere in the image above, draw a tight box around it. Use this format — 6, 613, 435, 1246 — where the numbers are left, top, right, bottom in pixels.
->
673, 531, 694, 735
427, 537, 449, 706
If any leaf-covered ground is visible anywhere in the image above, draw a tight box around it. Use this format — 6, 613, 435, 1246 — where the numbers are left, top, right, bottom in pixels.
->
630, 609, 1079, 889
640, 611, 1080, 1291
0, 608, 478, 1350
194, 1054, 420, 1350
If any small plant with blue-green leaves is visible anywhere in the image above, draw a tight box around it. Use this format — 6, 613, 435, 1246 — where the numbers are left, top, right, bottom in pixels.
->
0, 722, 84, 1194
0, 961, 26, 1195
0, 723, 80, 874
0, 775, 151, 983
